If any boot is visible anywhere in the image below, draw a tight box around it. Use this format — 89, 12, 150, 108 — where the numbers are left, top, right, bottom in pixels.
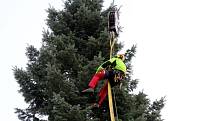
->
82, 88, 94, 93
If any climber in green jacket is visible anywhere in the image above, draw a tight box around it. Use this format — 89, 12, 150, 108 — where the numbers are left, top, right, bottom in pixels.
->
82, 54, 126, 107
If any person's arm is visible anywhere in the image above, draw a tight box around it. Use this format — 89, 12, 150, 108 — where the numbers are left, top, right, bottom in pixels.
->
101, 58, 117, 68
101, 60, 111, 68
96, 59, 113, 72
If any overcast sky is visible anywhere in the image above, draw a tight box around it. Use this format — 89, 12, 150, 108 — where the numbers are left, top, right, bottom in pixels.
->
1, 0, 215, 121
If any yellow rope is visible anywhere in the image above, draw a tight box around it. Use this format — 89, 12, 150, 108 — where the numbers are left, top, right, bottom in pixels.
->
110, 32, 116, 58
108, 31, 116, 121
108, 81, 115, 121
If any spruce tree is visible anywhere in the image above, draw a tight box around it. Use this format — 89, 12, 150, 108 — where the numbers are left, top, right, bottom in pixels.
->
14, 0, 165, 121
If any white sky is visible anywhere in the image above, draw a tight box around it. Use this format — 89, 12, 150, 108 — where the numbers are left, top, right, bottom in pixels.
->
0, 0, 215, 121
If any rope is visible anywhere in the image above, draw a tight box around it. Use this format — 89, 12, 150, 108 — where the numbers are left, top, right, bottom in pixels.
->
108, 2, 120, 120
108, 31, 116, 121
110, 32, 119, 121
112, 88, 119, 120
108, 31, 119, 121
109, 32, 116, 57
107, 81, 115, 121
111, 0, 115, 7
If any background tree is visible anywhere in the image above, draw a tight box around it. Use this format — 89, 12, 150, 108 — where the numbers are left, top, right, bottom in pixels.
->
13, 0, 165, 120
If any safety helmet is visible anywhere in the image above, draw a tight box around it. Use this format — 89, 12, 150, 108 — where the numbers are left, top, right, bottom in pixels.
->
116, 54, 125, 61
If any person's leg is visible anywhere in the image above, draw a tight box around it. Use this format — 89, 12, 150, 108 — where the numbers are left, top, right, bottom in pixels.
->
97, 70, 116, 106
88, 69, 106, 88
82, 69, 106, 93
98, 81, 108, 107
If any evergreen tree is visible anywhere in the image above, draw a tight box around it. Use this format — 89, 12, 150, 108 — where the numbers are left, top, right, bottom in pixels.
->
13, 0, 165, 121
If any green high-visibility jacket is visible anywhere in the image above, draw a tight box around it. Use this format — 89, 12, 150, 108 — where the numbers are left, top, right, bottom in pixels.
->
96, 57, 126, 74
